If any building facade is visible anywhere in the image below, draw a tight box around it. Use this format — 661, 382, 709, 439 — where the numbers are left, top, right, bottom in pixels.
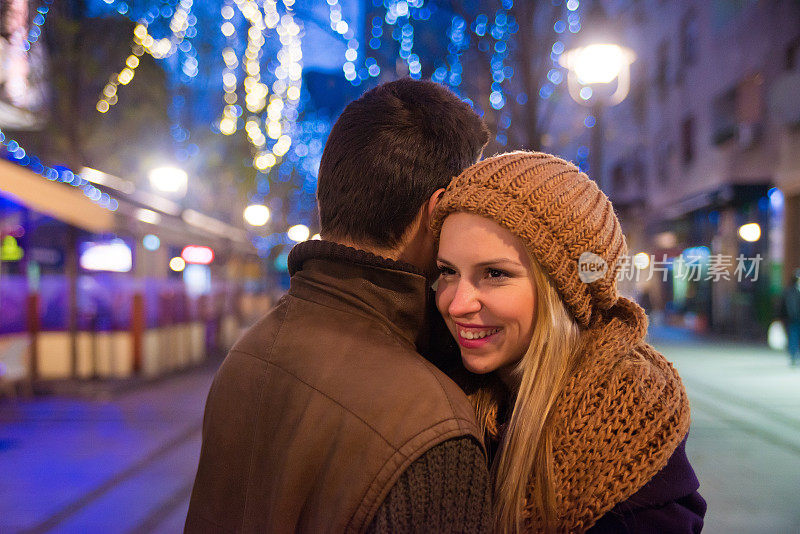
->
555, 0, 800, 337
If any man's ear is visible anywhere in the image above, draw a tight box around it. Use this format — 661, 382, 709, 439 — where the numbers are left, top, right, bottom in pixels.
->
426, 187, 446, 220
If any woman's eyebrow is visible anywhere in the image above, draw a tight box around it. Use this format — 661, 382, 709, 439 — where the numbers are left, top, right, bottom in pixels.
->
474, 258, 523, 268
436, 257, 523, 268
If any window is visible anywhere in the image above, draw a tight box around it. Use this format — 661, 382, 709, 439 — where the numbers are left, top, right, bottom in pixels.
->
786, 38, 800, 71
612, 163, 626, 196
657, 41, 670, 95
631, 64, 647, 124
682, 117, 695, 164
711, 87, 737, 145
656, 132, 672, 185
737, 74, 764, 124
680, 11, 699, 69
711, 0, 757, 31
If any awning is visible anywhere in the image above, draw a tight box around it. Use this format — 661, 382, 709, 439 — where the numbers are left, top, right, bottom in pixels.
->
661, 184, 770, 220
0, 159, 115, 233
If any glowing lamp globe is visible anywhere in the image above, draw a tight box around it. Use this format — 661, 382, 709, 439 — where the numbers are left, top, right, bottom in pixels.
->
149, 166, 188, 196
563, 44, 634, 85
559, 43, 636, 106
633, 252, 651, 270
738, 223, 761, 242
169, 256, 186, 272
244, 204, 270, 226
287, 224, 310, 242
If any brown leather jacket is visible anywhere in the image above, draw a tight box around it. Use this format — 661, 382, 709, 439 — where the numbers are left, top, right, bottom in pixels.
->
185, 241, 484, 533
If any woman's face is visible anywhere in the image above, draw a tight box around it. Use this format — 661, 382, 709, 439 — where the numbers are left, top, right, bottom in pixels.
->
435, 212, 537, 375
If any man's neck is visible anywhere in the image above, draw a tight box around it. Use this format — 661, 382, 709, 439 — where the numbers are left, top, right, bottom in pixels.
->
326, 237, 403, 262
325, 234, 434, 281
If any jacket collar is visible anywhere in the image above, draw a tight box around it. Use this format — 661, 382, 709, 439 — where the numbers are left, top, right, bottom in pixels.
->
287, 240, 429, 349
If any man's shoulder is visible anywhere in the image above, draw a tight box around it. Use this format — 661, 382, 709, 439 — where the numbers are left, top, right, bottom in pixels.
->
228, 293, 406, 365
219, 293, 480, 447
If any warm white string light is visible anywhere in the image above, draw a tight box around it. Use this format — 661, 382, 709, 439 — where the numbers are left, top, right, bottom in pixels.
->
96, 0, 194, 113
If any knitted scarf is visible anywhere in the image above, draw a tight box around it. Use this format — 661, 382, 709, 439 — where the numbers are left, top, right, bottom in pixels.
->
522, 297, 690, 533
476, 298, 690, 533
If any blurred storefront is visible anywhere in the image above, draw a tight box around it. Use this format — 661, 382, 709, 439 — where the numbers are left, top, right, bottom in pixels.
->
635, 185, 777, 337
0, 159, 270, 389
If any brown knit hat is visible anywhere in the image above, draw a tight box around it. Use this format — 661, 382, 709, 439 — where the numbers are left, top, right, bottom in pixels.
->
432, 150, 627, 328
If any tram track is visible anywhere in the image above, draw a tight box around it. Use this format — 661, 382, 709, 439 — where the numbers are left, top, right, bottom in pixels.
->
19, 421, 201, 534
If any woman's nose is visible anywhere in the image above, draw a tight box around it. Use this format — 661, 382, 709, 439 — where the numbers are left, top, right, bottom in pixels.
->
448, 280, 481, 317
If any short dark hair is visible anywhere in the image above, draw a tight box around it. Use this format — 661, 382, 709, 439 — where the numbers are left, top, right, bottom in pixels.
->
317, 78, 489, 248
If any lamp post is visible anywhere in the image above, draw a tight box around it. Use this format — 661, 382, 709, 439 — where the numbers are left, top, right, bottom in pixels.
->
559, 5, 635, 192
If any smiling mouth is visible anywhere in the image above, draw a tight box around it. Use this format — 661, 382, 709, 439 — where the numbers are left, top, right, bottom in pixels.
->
458, 327, 501, 340
453, 324, 502, 348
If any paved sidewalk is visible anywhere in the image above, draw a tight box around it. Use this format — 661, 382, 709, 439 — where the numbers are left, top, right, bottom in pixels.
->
0, 364, 215, 533
1, 331, 798, 533
650, 328, 800, 534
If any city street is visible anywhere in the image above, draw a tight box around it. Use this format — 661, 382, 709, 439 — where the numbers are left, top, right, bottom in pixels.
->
1, 332, 799, 533
1, 1, 799, 532
652, 329, 800, 534
0, 363, 215, 534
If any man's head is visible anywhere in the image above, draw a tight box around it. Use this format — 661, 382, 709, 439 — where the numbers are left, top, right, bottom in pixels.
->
317, 78, 489, 257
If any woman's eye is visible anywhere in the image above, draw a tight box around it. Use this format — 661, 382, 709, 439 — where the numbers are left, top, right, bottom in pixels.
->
486, 268, 508, 279
437, 265, 456, 276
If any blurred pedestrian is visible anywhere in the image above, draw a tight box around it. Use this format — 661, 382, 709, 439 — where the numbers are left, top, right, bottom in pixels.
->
185, 79, 492, 533
432, 151, 706, 533
779, 268, 800, 367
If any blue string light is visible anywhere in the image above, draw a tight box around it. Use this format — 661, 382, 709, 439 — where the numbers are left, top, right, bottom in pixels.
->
21, 1, 54, 52
0, 130, 118, 211
3, 0, 105, 211
540, 1, 580, 117
329, 0, 362, 85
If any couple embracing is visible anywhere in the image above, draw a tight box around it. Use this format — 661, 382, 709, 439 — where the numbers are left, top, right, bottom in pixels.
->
185, 79, 706, 533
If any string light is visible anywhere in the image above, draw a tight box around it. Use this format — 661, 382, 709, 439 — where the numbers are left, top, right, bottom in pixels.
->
0, 130, 118, 211
96, 0, 194, 113
208, 0, 302, 176
81, 0, 582, 256
21, 1, 53, 52
325, 0, 361, 84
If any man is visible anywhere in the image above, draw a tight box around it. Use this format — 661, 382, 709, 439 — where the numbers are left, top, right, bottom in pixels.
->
185, 79, 491, 533
779, 269, 800, 367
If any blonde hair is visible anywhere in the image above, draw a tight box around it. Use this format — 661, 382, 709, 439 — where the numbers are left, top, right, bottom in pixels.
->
471, 254, 583, 533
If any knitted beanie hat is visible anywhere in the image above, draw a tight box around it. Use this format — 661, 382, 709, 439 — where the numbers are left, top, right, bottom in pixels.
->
431, 150, 626, 328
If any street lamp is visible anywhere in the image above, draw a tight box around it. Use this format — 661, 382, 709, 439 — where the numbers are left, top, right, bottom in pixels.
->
149, 166, 188, 197
243, 204, 271, 226
738, 223, 761, 242
287, 224, 310, 242
559, 5, 636, 191
560, 43, 636, 106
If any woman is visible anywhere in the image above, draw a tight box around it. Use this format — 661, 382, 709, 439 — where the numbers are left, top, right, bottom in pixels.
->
431, 151, 706, 533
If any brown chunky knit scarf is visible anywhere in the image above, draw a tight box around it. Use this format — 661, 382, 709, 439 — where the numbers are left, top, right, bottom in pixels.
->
522, 298, 690, 533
